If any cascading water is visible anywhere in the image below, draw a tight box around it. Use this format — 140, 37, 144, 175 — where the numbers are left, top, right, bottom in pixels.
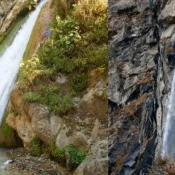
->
0, 0, 47, 124
162, 71, 175, 158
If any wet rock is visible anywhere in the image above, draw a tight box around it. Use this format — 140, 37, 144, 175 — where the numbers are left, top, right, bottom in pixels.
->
73, 140, 108, 175
161, 24, 175, 38
108, 0, 159, 173
109, 0, 136, 14
159, 0, 175, 25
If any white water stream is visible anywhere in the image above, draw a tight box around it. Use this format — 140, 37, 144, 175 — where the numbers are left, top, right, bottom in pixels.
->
0, 1, 47, 174
162, 71, 175, 158
0, 0, 46, 124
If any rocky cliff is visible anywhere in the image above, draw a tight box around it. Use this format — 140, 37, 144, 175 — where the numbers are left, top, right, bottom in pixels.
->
109, 0, 175, 174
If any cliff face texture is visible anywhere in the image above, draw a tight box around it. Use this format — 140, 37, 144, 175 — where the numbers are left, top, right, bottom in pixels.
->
109, 0, 175, 174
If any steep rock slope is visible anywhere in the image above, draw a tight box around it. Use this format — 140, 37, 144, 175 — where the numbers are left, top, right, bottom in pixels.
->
109, 0, 175, 174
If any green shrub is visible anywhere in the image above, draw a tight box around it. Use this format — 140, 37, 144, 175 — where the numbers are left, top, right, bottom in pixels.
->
39, 83, 60, 94
51, 144, 66, 161
23, 88, 73, 114
72, 73, 88, 92
0, 120, 13, 138
31, 137, 43, 156
73, 0, 107, 31
19, 0, 107, 115
66, 145, 88, 168
10, 109, 18, 116
51, 144, 88, 169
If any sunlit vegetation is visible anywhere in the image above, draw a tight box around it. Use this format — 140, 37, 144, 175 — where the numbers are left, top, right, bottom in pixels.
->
19, 0, 108, 114
30, 138, 88, 170
51, 144, 88, 169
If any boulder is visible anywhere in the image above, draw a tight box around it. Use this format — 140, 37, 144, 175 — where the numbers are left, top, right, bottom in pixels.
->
73, 140, 108, 175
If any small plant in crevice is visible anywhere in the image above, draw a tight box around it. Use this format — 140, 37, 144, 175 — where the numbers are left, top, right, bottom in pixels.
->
0, 120, 13, 138
72, 73, 88, 93
10, 109, 18, 116
51, 144, 66, 163
31, 137, 44, 156
51, 144, 88, 170
66, 145, 88, 169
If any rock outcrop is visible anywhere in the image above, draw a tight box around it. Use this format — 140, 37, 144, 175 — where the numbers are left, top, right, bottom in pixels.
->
0, 0, 33, 34
74, 140, 108, 175
109, 0, 175, 174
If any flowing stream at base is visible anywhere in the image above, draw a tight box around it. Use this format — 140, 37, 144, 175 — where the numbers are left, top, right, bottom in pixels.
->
162, 71, 175, 158
0, 0, 47, 174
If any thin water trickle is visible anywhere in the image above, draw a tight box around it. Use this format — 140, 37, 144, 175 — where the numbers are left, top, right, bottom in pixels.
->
0, 0, 47, 124
162, 70, 175, 158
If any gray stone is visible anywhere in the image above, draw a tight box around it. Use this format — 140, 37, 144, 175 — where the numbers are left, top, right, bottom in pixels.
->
56, 73, 68, 84
161, 24, 175, 38
110, 0, 136, 14
73, 140, 108, 175
159, 0, 175, 24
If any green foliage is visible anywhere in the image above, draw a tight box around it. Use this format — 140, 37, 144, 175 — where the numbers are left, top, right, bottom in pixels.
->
0, 33, 4, 44
73, 0, 107, 32
24, 92, 41, 102
37, 0, 107, 78
31, 137, 43, 156
19, 0, 107, 115
51, 144, 66, 161
0, 120, 13, 138
72, 73, 88, 92
39, 83, 60, 94
42, 93, 73, 114
52, 16, 81, 56
19, 55, 41, 86
23, 84, 73, 114
51, 144, 88, 169
66, 145, 88, 168
38, 16, 81, 70
28, 0, 37, 10
10, 109, 18, 116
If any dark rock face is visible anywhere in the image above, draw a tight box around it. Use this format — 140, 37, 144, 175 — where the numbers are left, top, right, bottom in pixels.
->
109, 0, 175, 174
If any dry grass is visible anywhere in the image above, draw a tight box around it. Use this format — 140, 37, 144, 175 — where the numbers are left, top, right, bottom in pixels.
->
160, 37, 167, 44
119, 93, 150, 120
116, 153, 128, 170
73, 0, 107, 30
136, 69, 155, 86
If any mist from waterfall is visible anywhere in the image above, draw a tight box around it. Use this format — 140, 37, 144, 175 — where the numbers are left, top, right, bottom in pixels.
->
0, 0, 47, 124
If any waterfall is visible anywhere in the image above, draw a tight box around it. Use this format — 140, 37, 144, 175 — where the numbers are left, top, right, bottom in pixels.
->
162, 71, 175, 158
0, 0, 47, 124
